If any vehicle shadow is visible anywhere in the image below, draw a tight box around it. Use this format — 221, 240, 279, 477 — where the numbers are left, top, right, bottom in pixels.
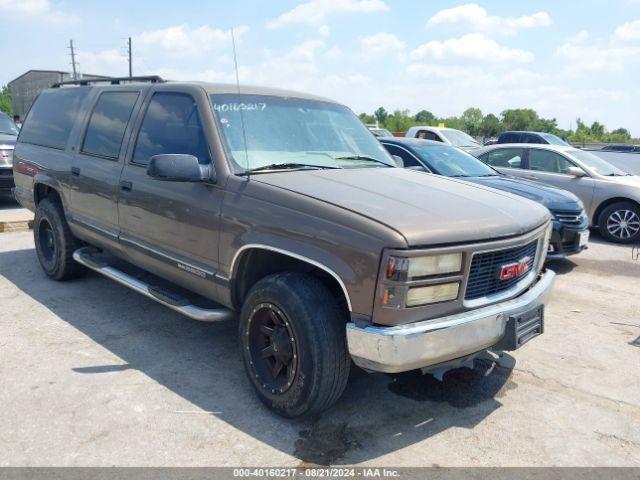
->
0, 248, 516, 466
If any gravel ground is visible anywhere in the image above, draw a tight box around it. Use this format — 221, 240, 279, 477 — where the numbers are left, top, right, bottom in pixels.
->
0, 230, 638, 466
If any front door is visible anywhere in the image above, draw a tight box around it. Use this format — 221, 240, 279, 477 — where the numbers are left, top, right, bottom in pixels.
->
70, 89, 142, 249
117, 90, 225, 300
524, 148, 595, 210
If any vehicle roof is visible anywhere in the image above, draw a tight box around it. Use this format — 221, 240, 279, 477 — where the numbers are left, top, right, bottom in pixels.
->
52, 80, 341, 105
409, 125, 460, 132
476, 143, 579, 154
379, 137, 444, 148
500, 131, 556, 135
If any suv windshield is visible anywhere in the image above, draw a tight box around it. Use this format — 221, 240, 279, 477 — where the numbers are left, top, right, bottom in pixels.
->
570, 149, 629, 176
541, 133, 569, 146
0, 115, 19, 136
210, 94, 394, 173
414, 143, 498, 177
439, 129, 480, 148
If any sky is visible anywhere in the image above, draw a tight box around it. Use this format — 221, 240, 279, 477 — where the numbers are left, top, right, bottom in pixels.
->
1, 0, 640, 134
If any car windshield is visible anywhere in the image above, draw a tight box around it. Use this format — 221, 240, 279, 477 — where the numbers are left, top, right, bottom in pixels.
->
439, 129, 480, 147
414, 143, 498, 177
569, 149, 630, 176
0, 116, 19, 136
210, 94, 395, 173
541, 133, 569, 146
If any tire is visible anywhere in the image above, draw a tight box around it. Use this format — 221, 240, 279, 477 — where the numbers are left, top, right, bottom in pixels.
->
34, 197, 85, 280
598, 202, 640, 244
239, 272, 350, 418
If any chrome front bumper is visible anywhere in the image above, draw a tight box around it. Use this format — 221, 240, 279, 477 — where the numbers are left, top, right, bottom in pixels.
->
346, 270, 555, 373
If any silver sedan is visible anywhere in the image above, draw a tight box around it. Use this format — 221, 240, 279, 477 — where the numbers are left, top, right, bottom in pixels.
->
473, 143, 640, 243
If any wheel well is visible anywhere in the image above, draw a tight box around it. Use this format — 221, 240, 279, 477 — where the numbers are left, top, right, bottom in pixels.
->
232, 248, 350, 316
34, 184, 62, 206
593, 197, 640, 226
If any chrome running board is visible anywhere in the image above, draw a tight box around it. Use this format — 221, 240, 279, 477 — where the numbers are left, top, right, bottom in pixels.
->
73, 247, 234, 322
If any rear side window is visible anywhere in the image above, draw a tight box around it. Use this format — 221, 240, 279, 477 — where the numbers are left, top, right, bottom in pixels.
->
500, 133, 520, 143
19, 88, 90, 149
485, 148, 524, 168
133, 92, 210, 166
523, 133, 543, 144
82, 92, 139, 159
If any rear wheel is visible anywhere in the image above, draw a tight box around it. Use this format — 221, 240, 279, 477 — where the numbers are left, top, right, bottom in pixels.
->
598, 202, 640, 244
239, 272, 350, 417
34, 198, 85, 280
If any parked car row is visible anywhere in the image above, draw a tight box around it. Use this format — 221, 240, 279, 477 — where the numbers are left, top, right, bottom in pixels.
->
12, 78, 555, 417
397, 126, 640, 244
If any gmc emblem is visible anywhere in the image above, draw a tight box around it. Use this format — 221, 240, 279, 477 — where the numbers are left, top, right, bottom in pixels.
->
499, 256, 531, 281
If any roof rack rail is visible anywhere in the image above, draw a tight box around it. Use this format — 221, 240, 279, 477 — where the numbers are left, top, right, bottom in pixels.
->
52, 75, 165, 88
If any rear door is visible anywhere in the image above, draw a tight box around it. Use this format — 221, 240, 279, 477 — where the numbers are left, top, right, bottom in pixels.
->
117, 88, 225, 298
69, 88, 143, 249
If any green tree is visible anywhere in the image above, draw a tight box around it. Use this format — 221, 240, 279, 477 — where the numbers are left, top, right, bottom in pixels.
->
481, 113, 501, 138
359, 113, 376, 125
536, 117, 558, 133
374, 107, 388, 126
501, 108, 539, 131
589, 121, 605, 140
384, 109, 415, 132
0, 85, 12, 117
414, 109, 436, 124
461, 107, 483, 137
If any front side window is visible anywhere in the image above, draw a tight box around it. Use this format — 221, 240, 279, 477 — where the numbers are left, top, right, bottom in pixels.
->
382, 144, 423, 168
210, 94, 394, 173
133, 92, 210, 166
82, 92, 139, 159
485, 148, 524, 168
528, 149, 573, 174
19, 88, 90, 149
541, 133, 569, 146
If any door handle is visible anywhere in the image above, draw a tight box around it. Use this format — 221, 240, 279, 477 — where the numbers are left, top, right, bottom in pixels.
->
120, 180, 133, 192
71, 167, 80, 176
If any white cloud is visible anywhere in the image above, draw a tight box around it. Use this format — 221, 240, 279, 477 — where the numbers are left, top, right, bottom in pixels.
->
324, 46, 342, 59
319, 25, 331, 37
77, 49, 127, 76
137, 24, 249, 56
288, 40, 326, 61
427, 3, 551, 36
410, 33, 534, 63
0, 0, 79, 24
267, 0, 389, 28
556, 30, 640, 74
359, 32, 405, 59
614, 18, 640, 43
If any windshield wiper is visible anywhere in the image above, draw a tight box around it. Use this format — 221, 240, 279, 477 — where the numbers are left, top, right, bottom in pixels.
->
0, 131, 17, 136
474, 173, 500, 177
243, 163, 341, 174
333, 155, 391, 167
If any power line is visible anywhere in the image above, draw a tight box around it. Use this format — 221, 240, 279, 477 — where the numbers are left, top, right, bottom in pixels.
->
68, 39, 78, 80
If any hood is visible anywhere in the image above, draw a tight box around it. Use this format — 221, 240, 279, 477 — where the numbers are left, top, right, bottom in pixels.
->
254, 168, 550, 246
0, 133, 17, 148
463, 175, 583, 211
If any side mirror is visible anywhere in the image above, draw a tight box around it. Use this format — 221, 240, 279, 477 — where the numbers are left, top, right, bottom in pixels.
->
147, 154, 213, 182
392, 155, 404, 168
567, 166, 586, 177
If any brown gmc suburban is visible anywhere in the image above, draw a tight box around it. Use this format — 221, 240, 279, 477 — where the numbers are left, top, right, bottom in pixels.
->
13, 77, 555, 417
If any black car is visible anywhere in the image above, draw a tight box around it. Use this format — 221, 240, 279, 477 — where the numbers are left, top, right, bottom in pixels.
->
0, 112, 19, 198
498, 131, 569, 146
381, 138, 589, 259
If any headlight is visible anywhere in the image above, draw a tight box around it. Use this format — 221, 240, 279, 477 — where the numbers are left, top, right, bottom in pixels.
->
538, 222, 553, 269
386, 253, 462, 281
406, 282, 460, 307
0, 149, 13, 168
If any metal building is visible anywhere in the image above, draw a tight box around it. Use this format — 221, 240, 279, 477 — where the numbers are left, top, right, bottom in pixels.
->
8, 70, 108, 120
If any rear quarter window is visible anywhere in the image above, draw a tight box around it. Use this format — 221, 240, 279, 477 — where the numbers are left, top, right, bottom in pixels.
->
19, 88, 91, 150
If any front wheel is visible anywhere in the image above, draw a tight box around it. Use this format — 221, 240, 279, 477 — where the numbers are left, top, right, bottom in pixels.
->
598, 202, 640, 244
239, 272, 350, 417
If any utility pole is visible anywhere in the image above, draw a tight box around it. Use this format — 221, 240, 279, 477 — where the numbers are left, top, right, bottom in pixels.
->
68, 39, 78, 80
127, 37, 132, 78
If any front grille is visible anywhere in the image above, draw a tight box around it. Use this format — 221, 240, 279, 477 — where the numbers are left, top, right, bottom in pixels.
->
553, 210, 585, 227
465, 240, 538, 300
